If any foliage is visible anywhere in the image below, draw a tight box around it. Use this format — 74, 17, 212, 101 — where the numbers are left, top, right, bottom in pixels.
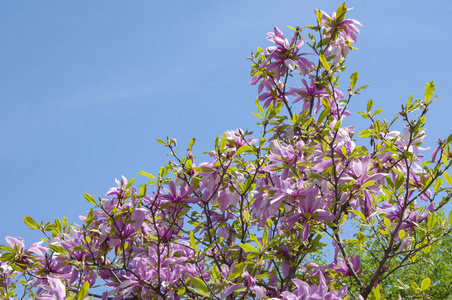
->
1, 3, 452, 300
347, 212, 452, 299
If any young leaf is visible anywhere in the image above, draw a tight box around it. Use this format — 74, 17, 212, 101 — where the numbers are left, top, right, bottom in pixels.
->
367, 99, 373, 112
424, 81, 435, 102
156, 138, 166, 146
350, 71, 358, 91
85, 209, 95, 227
84, 193, 96, 205
188, 137, 196, 149
235, 144, 252, 156
250, 234, 262, 251
77, 281, 90, 300
23, 216, 40, 230
190, 231, 198, 256
383, 218, 391, 229
138, 171, 155, 179
358, 129, 371, 138
316, 9, 323, 25
319, 53, 330, 72
421, 277, 431, 290
355, 84, 369, 93
373, 108, 384, 117
228, 262, 246, 280
407, 94, 414, 108
211, 266, 221, 283
336, 2, 347, 22
187, 277, 210, 297
373, 284, 381, 299
444, 171, 452, 186
407, 99, 424, 113
318, 106, 331, 124
238, 244, 258, 253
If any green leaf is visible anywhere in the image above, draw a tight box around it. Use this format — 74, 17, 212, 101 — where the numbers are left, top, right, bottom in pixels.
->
250, 234, 262, 251
395, 173, 404, 191
55, 218, 62, 232
359, 129, 371, 138
355, 84, 369, 93
348, 210, 366, 221
211, 266, 221, 283
187, 277, 210, 297
407, 94, 414, 108
85, 210, 95, 228
447, 134, 452, 145
140, 185, 147, 197
84, 193, 96, 205
228, 262, 246, 280
319, 53, 330, 72
244, 210, 251, 223
50, 245, 67, 254
430, 94, 439, 103
350, 71, 358, 91
125, 177, 135, 189
373, 108, 384, 117
407, 99, 424, 113
235, 144, 252, 156
0, 245, 14, 253
434, 177, 443, 193
220, 136, 227, 152
316, 9, 323, 25
138, 170, 156, 179
318, 106, 331, 124
336, 2, 347, 22
411, 280, 420, 291
190, 232, 198, 256
263, 228, 268, 246
383, 218, 391, 229
156, 138, 166, 146
424, 81, 435, 102
444, 172, 452, 186
357, 231, 365, 245
361, 180, 375, 189
421, 277, 431, 290
373, 284, 381, 299
427, 214, 436, 230
77, 281, 90, 300
316, 37, 331, 48
23, 216, 40, 230
214, 136, 220, 151
188, 137, 196, 149
238, 244, 258, 253
367, 99, 373, 112
398, 229, 406, 239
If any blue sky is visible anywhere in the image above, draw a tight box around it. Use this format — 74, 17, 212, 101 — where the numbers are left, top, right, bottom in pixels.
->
1, 0, 451, 244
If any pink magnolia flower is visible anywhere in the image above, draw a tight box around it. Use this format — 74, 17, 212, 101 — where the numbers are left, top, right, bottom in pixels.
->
161, 181, 198, 204
280, 272, 347, 300
262, 27, 314, 80
325, 37, 351, 66
288, 77, 328, 114
318, 9, 363, 43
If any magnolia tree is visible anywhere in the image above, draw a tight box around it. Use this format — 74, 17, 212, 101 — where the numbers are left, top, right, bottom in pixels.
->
2, 4, 452, 300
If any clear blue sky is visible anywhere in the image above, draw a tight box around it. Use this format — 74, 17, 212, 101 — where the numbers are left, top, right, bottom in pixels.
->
1, 0, 451, 244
